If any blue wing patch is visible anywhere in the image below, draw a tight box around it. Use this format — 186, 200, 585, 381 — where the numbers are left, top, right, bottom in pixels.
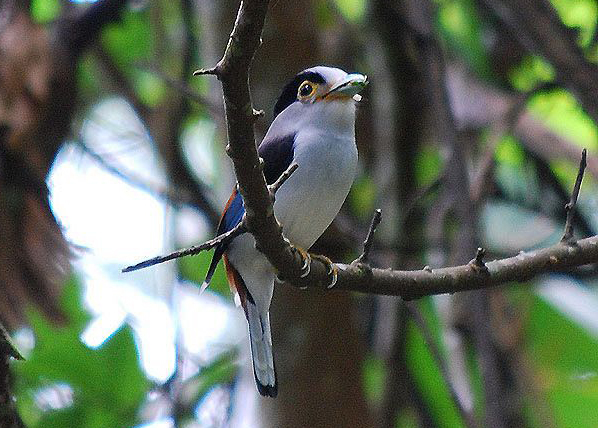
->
203, 133, 295, 286
221, 191, 245, 233
203, 190, 245, 286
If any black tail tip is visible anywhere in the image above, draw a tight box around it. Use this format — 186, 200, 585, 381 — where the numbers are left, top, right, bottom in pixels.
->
257, 381, 278, 397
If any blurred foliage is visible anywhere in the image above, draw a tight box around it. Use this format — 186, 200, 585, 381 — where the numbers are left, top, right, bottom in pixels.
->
349, 174, 377, 220
415, 145, 443, 187
509, 56, 555, 92
362, 353, 386, 405
528, 90, 598, 150
30, 0, 61, 23
176, 351, 238, 423
7, 0, 598, 427
437, 0, 492, 79
179, 250, 232, 298
526, 294, 598, 428
406, 300, 465, 428
333, 0, 366, 23
550, 0, 597, 47
14, 277, 149, 428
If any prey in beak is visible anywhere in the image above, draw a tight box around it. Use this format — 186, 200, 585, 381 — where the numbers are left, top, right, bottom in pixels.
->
322, 73, 368, 102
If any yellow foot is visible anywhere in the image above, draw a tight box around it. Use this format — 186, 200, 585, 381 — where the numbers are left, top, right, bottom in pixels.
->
294, 247, 312, 278
312, 254, 338, 289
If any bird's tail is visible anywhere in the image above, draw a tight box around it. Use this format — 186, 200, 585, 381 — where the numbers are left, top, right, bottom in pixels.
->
246, 302, 277, 397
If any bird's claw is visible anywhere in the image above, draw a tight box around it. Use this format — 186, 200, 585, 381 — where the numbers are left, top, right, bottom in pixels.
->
295, 247, 311, 278
290, 247, 311, 290
293, 249, 338, 289
312, 254, 338, 289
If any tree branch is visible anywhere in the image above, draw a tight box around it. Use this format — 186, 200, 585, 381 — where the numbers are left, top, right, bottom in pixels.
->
479, 0, 598, 124
76, 141, 197, 208
122, 220, 246, 273
192, 0, 314, 282
561, 149, 587, 243
404, 302, 479, 428
122, 162, 298, 273
125, 0, 598, 301
353, 209, 382, 265
0, 321, 24, 428
59, 0, 128, 56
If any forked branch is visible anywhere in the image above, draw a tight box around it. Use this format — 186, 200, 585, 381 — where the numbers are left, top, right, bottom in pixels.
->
122, 162, 298, 273
124, 0, 598, 303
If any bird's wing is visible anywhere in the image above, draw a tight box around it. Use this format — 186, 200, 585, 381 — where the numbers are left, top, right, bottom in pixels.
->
202, 189, 244, 288
203, 133, 295, 290
258, 133, 296, 185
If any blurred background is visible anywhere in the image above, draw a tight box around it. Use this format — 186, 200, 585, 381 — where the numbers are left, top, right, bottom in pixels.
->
2, 0, 598, 427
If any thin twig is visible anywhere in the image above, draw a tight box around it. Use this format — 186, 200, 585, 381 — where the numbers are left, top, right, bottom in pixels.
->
469, 247, 489, 274
561, 148, 587, 244
0, 320, 25, 428
269, 163, 298, 196
0, 321, 23, 361
122, 162, 300, 273
470, 88, 534, 203
171, 0, 598, 300
122, 221, 246, 273
77, 141, 195, 208
354, 209, 382, 264
404, 302, 480, 428
139, 65, 224, 119
193, 66, 221, 77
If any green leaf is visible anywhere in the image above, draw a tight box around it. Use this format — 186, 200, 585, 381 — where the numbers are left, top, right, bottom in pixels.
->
348, 174, 377, 220
101, 8, 156, 106
509, 56, 555, 92
437, 0, 492, 79
178, 351, 237, 419
362, 353, 386, 406
416, 145, 442, 187
405, 299, 466, 428
550, 0, 597, 47
395, 408, 421, 428
132, 70, 168, 107
77, 55, 102, 100
333, 0, 365, 23
526, 296, 598, 428
102, 9, 152, 67
315, 1, 336, 27
178, 250, 232, 299
527, 89, 598, 151
30, 0, 61, 23
14, 277, 149, 428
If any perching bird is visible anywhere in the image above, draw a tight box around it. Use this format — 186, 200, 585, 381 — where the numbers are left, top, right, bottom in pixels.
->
203, 66, 367, 397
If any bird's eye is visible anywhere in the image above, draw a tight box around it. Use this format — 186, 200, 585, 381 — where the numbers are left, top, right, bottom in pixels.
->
298, 81, 316, 98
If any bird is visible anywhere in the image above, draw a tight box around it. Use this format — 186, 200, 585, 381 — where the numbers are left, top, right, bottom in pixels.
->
202, 66, 367, 397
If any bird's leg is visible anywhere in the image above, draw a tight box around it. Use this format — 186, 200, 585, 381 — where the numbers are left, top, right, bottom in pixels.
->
312, 254, 338, 289
293, 247, 312, 278
288, 248, 337, 289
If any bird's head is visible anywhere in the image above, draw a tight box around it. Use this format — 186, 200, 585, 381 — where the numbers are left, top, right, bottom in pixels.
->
273, 66, 368, 121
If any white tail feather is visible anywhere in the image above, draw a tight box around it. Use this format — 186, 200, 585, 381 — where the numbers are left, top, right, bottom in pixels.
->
246, 302, 277, 396
199, 281, 209, 294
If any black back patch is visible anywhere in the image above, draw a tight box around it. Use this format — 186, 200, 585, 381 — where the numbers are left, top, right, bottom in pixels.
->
273, 70, 326, 118
258, 134, 295, 184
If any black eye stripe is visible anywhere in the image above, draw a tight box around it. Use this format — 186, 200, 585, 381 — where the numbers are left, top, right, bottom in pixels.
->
273, 71, 326, 118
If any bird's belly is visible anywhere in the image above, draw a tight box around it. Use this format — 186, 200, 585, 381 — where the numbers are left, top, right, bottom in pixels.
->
273, 140, 357, 249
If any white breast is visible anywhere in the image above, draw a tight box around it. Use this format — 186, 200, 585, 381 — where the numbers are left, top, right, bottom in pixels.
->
226, 98, 358, 310
273, 130, 358, 248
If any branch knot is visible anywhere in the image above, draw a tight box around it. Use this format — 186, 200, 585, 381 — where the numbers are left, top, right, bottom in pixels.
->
193, 63, 222, 79
469, 247, 489, 274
